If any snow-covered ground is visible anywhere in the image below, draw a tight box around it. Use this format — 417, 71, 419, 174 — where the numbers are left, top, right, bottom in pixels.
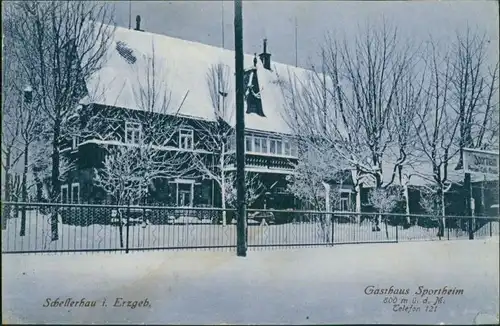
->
2, 213, 499, 252
2, 238, 499, 324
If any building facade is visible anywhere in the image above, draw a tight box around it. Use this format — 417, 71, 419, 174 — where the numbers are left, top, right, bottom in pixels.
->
58, 24, 329, 209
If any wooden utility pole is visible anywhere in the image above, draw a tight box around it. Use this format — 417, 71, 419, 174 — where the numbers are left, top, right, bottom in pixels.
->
128, 0, 132, 29
465, 172, 474, 239
234, 0, 247, 256
294, 17, 298, 68
221, 0, 225, 48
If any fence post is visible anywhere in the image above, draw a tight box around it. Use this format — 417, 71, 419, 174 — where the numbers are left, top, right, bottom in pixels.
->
125, 203, 130, 254
142, 206, 147, 247
490, 220, 492, 237
447, 218, 450, 240
468, 217, 474, 240
395, 218, 399, 243
331, 212, 335, 246
245, 210, 248, 245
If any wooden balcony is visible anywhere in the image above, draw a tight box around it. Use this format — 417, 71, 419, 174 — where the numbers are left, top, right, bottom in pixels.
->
224, 153, 296, 173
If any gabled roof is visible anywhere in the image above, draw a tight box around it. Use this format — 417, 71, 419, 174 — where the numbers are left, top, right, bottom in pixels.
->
85, 25, 313, 135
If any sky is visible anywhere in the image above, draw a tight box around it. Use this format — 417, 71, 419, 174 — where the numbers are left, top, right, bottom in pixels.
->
104, 0, 499, 70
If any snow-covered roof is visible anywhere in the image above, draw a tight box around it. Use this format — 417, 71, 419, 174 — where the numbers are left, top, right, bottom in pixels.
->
85, 25, 313, 135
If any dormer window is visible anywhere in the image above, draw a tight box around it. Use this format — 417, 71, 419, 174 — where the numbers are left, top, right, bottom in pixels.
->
179, 128, 194, 150
125, 121, 142, 144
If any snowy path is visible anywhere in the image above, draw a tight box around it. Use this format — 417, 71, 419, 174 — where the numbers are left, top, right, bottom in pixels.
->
2, 238, 499, 324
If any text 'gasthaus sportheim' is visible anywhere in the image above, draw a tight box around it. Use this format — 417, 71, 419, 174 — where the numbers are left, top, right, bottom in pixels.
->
364, 285, 465, 296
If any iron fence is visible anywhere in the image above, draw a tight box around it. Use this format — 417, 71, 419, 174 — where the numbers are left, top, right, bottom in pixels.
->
1, 202, 499, 254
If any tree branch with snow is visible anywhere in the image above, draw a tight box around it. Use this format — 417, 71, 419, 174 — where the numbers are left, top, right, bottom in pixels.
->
285, 142, 350, 241
450, 27, 499, 163
280, 21, 419, 191
3, 0, 115, 240
411, 38, 462, 238
368, 186, 404, 238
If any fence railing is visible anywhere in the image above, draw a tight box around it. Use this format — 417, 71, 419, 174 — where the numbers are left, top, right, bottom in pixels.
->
2, 202, 499, 254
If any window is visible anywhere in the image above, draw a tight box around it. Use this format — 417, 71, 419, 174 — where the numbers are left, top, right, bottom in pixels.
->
246, 136, 292, 157
229, 134, 236, 151
284, 140, 291, 156
71, 183, 80, 204
276, 140, 283, 155
291, 143, 298, 157
269, 139, 277, 154
339, 192, 351, 211
125, 121, 142, 144
72, 136, 80, 150
61, 185, 69, 204
245, 136, 253, 152
261, 137, 268, 153
340, 198, 349, 211
179, 129, 194, 150
254, 137, 261, 153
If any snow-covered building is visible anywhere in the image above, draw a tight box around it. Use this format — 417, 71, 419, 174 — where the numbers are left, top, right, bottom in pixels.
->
60, 22, 321, 208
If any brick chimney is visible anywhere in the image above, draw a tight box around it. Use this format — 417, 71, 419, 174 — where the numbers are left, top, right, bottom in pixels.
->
135, 15, 144, 32
259, 38, 271, 70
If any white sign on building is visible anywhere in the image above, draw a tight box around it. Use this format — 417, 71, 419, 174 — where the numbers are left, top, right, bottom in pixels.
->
463, 148, 499, 176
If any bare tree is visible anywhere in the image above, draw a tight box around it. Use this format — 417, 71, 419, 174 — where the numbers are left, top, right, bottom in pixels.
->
390, 52, 427, 224
92, 40, 191, 247
3, 0, 115, 240
1, 44, 24, 229
1, 37, 46, 235
93, 145, 177, 248
280, 21, 418, 231
192, 63, 269, 224
368, 186, 404, 239
449, 27, 499, 221
286, 143, 349, 210
323, 23, 417, 188
192, 63, 234, 225
18, 88, 43, 236
224, 172, 265, 209
286, 142, 350, 242
451, 27, 499, 156
412, 39, 461, 238
418, 184, 454, 239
